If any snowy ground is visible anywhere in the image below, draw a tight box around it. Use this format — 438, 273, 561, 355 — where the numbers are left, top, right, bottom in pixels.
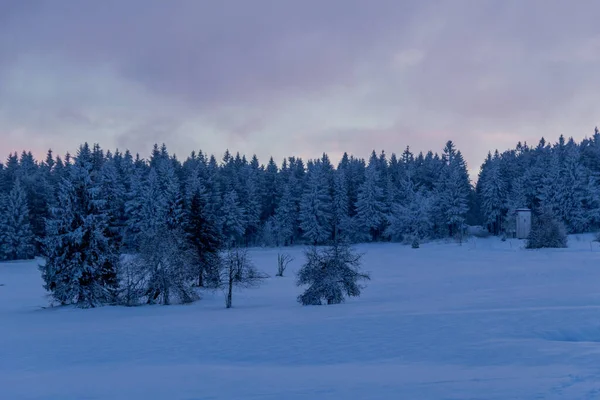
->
2, 236, 600, 399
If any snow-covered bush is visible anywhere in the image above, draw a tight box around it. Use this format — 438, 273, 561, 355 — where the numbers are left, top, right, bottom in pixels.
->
411, 237, 420, 248
138, 228, 199, 305
296, 240, 370, 305
526, 210, 568, 249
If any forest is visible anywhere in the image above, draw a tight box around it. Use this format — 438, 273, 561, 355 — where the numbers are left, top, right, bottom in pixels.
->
1, 129, 599, 306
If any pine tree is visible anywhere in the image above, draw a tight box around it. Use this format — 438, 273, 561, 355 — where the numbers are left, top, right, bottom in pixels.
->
221, 189, 246, 246
98, 160, 126, 249
387, 178, 433, 242
185, 188, 221, 287
40, 164, 118, 308
273, 183, 295, 246
479, 153, 508, 234
127, 167, 199, 305
435, 143, 470, 238
554, 140, 588, 232
243, 171, 262, 245
332, 171, 353, 241
355, 164, 386, 241
299, 163, 332, 244
0, 180, 35, 260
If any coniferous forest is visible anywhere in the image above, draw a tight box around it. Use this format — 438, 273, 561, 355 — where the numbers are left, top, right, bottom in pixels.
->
1, 129, 600, 306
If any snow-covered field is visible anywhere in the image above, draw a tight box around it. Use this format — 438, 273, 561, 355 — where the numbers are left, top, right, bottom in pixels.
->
3, 236, 600, 399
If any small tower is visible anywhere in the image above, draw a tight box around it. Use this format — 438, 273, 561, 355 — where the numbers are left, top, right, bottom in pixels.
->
516, 208, 531, 239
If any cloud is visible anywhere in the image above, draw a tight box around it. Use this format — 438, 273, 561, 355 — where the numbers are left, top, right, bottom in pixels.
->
1, 0, 599, 180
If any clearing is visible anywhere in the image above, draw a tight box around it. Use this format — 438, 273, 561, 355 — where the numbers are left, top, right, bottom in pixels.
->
2, 236, 600, 399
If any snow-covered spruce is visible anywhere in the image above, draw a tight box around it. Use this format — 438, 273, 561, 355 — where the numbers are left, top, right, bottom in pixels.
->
40, 154, 119, 308
526, 209, 568, 249
0, 179, 35, 261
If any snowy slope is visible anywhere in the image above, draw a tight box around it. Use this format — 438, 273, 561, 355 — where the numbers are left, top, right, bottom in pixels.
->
2, 236, 600, 399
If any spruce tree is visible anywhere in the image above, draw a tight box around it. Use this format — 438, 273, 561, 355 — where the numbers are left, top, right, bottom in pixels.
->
41, 165, 118, 308
299, 163, 332, 244
387, 178, 432, 243
273, 183, 295, 246
332, 171, 353, 241
221, 189, 246, 246
0, 180, 35, 260
355, 164, 386, 241
185, 188, 221, 287
479, 153, 508, 234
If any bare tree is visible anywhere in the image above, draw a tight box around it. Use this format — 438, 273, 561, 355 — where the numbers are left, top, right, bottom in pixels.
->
220, 247, 268, 308
276, 253, 294, 277
116, 255, 147, 306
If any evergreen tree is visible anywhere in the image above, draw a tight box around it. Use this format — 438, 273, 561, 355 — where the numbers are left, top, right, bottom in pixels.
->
0, 180, 35, 260
127, 168, 198, 305
40, 165, 118, 308
554, 140, 588, 232
273, 183, 295, 246
435, 143, 470, 238
299, 163, 332, 244
387, 178, 433, 242
479, 152, 508, 234
355, 164, 386, 241
185, 188, 221, 287
221, 189, 246, 246
332, 171, 353, 241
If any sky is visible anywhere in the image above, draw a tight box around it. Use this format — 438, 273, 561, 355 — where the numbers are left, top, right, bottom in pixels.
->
1, 0, 599, 179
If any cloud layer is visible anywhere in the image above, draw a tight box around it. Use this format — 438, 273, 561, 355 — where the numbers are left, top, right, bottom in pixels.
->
1, 0, 599, 177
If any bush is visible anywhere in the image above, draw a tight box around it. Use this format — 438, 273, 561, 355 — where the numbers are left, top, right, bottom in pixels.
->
411, 237, 420, 248
526, 210, 568, 249
296, 240, 370, 305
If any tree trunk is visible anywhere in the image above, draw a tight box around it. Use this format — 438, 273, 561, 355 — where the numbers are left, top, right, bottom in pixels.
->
226, 278, 233, 308
198, 269, 204, 287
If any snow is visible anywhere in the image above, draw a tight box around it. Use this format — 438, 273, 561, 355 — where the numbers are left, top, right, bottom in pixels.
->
2, 236, 600, 399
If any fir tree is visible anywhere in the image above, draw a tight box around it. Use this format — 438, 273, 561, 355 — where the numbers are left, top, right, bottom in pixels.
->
273, 183, 295, 246
387, 178, 433, 242
435, 143, 470, 238
0, 180, 35, 260
221, 189, 246, 246
332, 171, 353, 241
299, 163, 332, 244
40, 166, 118, 308
185, 188, 222, 287
355, 164, 386, 241
479, 152, 508, 234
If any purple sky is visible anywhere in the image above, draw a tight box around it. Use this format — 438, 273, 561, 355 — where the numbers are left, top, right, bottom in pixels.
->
1, 0, 599, 178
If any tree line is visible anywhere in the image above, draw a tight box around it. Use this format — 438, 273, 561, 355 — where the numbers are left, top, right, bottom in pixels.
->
2, 130, 599, 306
476, 129, 600, 236
0, 140, 474, 262
0, 140, 470, 307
